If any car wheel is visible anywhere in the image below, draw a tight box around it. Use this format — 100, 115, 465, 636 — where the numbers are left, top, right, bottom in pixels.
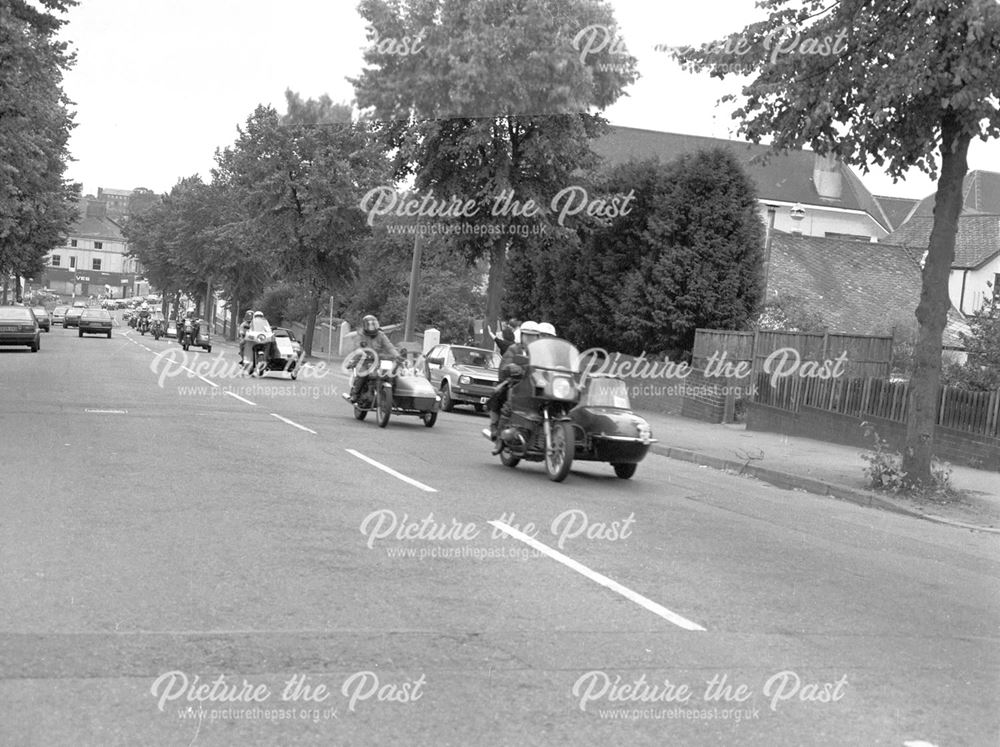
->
473, 403, 485, 413
613, 463, 637, 479
107, 331, 112, 339
440, 382, 454, 412
78, 330, 82, 337
290, 368, 298, 380
206, 346, 212, 353
421, 410, 437, 428
30, 341, 38, 352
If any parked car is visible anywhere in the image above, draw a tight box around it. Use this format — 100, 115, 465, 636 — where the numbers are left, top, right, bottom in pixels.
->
64, 307, 84, 328
0, 305, 40, 351
31, 307, 51, 332
78, 308, 113, 338
52, 306, 68, 326
421, 344, 501, 412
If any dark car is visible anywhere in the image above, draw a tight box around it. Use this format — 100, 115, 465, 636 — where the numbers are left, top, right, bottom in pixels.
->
421, 344, 501, 412
568, 374, 656, 479
52, 306, 68, 326
31, 307, 51, 332
64, 307, 84, 328
0, 305, 40, 352
78, 308, 113, 338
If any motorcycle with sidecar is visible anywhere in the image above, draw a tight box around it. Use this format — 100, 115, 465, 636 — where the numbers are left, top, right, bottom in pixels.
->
344, 349, 439, 428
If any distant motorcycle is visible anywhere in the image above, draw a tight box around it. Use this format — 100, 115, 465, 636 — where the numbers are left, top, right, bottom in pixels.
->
150, 317, 164, 340
137, 315, 150, 335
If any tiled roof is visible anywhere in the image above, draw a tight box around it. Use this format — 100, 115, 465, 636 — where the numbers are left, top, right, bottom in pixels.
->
767, 231, 969, 348
881, 214, 1000, 268
905, 170, 1000, 219
68, 199, 124, 242
872, 195, 920, 231
591, 126, 889, 230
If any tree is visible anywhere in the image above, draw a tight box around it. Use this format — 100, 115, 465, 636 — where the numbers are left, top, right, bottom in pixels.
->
213, 103, 390, 355
675, 0, 1000, 487
506, 152, 764, 357
0, 0, 80, 303
351, 0, 637, 346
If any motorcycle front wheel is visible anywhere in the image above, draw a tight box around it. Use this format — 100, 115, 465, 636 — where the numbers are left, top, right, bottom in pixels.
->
376, 383, 392, 428
545, 421, 574, 482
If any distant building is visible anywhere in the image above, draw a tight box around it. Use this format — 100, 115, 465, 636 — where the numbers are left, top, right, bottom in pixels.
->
96, 187, 134, 221
36, 197, 139, 299
881, 171, 1000, 315
591, 126, 893, 241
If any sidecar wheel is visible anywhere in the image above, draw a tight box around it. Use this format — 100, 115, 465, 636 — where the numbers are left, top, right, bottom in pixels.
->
545, 421, 574, 482
421, 410, 437, 428
612, 463, 637, 479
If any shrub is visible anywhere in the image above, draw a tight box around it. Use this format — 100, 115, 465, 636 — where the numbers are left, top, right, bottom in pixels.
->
860, 423, 953, 496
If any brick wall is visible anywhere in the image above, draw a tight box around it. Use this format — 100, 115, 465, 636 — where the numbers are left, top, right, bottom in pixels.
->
746, 402, 1000, 472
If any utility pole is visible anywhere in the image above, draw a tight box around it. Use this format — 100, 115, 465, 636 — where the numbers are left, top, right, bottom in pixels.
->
403, 233, 422, 344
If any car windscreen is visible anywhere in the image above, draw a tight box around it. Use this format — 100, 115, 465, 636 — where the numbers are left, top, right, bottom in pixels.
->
33, 308, 48, 316
0, 307, 34, 322
66, 308, 82, 315
81, 310, 110, 319
526, 338, 580, 372
581, 377, 632, 409
451, 347, 499, 369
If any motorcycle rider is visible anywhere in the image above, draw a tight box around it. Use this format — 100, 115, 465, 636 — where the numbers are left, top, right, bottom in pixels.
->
137, 302, 151, 332
237, 310, 253, 364
344, 315, 398, 403
243, 311, 274, 371
486, 320, 551, 453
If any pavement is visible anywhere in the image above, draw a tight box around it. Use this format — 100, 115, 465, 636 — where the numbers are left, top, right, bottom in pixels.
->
638, 410, 1000, 534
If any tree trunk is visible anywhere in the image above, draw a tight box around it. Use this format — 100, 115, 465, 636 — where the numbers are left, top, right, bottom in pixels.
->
302, 290, 320, 357
901, 116, 970, 488
1, 275, 8, 305
482, 240, 509, 348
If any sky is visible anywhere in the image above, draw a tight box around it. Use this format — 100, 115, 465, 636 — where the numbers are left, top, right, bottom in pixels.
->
58, 0, 1000, 201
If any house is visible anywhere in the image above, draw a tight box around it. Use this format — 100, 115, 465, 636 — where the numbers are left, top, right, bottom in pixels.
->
590, 126, 893, 241
36, 197, 139, 299
880, 171, 1000, 316
765, 230, 969, 359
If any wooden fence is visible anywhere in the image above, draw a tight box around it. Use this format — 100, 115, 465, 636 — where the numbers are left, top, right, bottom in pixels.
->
693, 328, 894, 379
755, 373, 1000, 439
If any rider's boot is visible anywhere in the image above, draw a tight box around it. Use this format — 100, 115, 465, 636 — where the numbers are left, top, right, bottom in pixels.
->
489, 410, 504, 455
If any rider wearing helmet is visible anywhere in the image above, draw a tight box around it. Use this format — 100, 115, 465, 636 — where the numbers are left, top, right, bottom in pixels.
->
237, 311, 254, 364
486, 320, 553, 452
346, 315, 399, 403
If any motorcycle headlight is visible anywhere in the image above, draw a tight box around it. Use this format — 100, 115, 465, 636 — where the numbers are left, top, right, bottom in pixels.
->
459, 375, 471, 385
255, 332, 266, 342
550, 376, 575, 400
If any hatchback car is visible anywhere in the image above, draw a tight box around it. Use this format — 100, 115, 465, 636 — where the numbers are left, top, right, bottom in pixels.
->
421, 344, 501, 412
0, 305, 40, 351
52, 306, 68, 326
31, 307, 51, 332
63, 307, 83, 328
78, 308, 113, 338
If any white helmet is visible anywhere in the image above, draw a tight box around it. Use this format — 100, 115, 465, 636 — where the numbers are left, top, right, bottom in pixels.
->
537, 322, 556, 337
518, 321, 542, 344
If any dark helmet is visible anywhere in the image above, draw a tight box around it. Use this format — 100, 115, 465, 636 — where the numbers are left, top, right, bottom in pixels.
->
361, 315, 379, 338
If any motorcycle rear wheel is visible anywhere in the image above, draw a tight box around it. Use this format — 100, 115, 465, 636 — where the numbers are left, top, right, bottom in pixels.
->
354, 406, 367, 421
545, 421, 574, 482
500, 447, 520, 468
613, 463, 637, 479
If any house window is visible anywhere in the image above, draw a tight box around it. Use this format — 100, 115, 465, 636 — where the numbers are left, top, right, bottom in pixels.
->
69, 239, 77, 247
92, 258, 102, 271
51, 255, 61, 267
69, 256, 76, 269
94, 241, 103, 249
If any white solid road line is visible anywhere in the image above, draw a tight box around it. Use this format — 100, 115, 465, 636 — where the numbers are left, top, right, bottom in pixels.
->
224, 391, 257, 406
345, 448, 438, 493
490, 520, 707, 632
271, 413, 317, 434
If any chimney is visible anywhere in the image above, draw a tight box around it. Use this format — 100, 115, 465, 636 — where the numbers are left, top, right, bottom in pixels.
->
790, 203, 806, 235
812, 153, 842, 200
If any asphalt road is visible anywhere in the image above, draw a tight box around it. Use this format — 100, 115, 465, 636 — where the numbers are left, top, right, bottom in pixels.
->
1, 323, 998, 746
